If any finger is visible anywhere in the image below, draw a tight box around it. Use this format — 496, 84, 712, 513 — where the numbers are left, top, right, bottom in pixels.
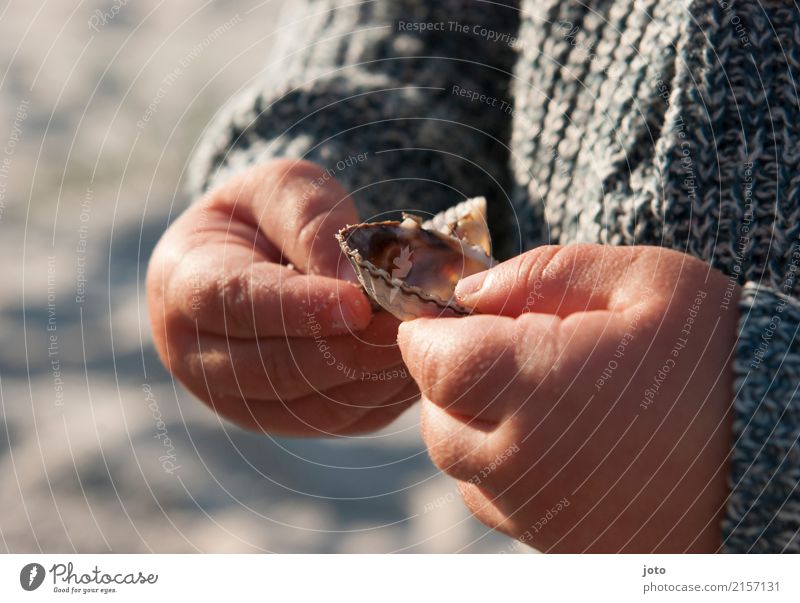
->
454, 244, 644, 317
397, 314, 560, 421
217, 159, 361, 277
420, 396, 512, 491
457, 481, 512, 536
169, 243, 372, 338
211, 378, 419, 437
175, 313, 404, 401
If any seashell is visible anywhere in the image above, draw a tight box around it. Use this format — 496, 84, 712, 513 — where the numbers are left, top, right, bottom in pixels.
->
335, 197, 495, 321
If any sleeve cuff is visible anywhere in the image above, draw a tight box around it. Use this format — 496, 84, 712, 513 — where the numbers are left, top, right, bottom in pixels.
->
722, 282, 800, 552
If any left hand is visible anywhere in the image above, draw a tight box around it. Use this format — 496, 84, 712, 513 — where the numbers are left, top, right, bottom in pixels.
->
397, 244, 740, 552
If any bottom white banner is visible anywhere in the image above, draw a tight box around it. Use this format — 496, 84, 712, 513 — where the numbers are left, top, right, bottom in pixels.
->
0, 554, 795, 602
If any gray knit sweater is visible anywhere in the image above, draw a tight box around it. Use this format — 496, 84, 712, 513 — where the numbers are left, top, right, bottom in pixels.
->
189, 0, 800, 552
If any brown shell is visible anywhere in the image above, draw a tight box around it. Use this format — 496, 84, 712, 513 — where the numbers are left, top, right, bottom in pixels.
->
336, 198, 494, 321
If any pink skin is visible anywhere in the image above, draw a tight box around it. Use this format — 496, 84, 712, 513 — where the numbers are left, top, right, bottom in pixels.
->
148, 161, 739, 550
397, 245, 740, 552
147, 159, 418, 436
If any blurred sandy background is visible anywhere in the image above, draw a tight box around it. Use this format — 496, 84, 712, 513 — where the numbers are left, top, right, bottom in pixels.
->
0, 0, 517, 552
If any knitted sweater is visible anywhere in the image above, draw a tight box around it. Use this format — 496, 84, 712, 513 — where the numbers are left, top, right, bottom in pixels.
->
189, 0, 800, 552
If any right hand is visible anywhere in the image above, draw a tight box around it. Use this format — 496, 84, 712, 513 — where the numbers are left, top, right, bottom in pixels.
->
147, 159, 418, 436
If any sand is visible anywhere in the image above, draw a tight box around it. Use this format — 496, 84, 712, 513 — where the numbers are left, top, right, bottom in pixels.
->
0, 1, 517, 553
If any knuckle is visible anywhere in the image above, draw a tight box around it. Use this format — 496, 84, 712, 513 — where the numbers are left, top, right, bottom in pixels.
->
295, 207, 332, 259
523, 243, 605, 287
517, 246, 550, 289
218, 268, 257, 334
520, 245, 566, 291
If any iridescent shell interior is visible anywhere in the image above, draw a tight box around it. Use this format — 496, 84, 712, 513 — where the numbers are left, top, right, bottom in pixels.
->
336, 198, 494, 320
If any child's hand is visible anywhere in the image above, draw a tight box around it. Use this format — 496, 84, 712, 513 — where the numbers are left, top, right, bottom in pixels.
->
147, 159, 417, 436
397, 244, 739, 552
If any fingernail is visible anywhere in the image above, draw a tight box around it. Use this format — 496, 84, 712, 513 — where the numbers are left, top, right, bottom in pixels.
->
338, 261, 361, 285
455, 270, 488, 300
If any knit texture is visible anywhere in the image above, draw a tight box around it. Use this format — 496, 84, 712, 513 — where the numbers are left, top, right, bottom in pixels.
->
188, 0, 800, 552
727, 284, 800, 552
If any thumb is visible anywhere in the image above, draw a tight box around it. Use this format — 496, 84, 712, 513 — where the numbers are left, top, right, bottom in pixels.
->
238, 159, 362, 280
454, 244, 639, 317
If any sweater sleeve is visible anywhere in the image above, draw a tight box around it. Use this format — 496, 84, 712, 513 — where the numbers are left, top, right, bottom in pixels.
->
641, 0, 800, 552
723, 283, 800, 552
188, 0, 520, 254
